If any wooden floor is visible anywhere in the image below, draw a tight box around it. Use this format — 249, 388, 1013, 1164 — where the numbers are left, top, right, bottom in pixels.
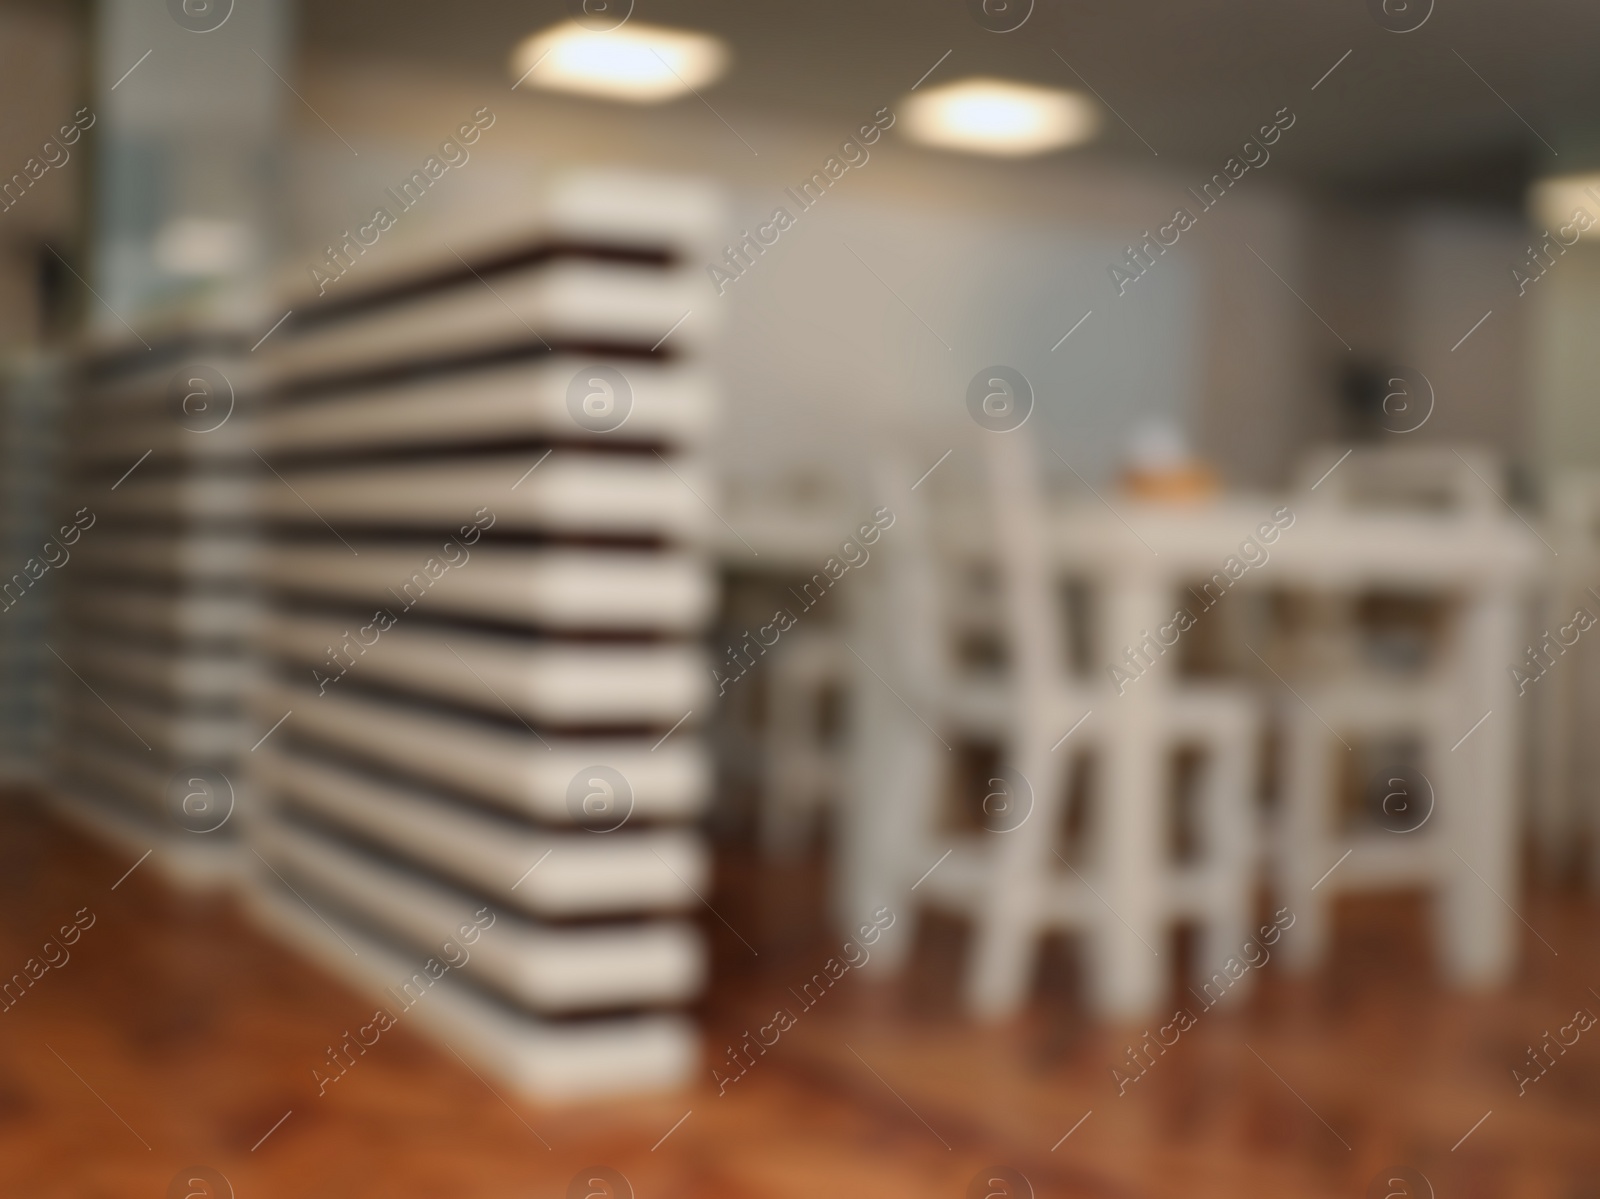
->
2, 795, 1598, 1198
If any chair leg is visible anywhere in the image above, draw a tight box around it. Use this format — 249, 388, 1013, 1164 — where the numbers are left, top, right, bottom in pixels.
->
962, 745, 1067, 1020
836, 660, 942, 976
1531, 587, 1577, 878
1278, 707, 1335, 973
1194, 724, 1255, 997
964, 881, 1045, 1018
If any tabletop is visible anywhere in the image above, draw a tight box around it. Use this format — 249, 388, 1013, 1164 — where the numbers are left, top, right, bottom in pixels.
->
718, 492, 1549, 588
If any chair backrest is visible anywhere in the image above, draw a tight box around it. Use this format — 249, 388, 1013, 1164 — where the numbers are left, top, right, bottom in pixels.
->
980, 433, 1067, 732
871, 449, 959, 700
874, 433, 1065, 726
1293, 444, 1500, 517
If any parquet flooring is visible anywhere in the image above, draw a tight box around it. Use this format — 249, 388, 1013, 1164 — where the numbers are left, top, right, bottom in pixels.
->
1, 794, 1596, 1198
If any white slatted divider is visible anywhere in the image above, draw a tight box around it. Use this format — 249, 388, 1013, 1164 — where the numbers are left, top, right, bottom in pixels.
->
47, 332, 258, 886
243, 173, 721, 1100
0, 354, 64, 780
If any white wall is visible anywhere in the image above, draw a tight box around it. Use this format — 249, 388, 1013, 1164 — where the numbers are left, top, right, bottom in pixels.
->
1399, 208, 1529, 460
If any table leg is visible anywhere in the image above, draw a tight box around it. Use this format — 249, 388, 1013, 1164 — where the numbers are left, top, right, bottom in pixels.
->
1091, 574, 1169, 1019
1441, 583, 1523, 985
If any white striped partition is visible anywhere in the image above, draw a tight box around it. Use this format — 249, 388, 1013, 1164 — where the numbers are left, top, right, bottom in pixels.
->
46, 332, 257, 887
243, 172, 721, 1099
0, 355, 64, 778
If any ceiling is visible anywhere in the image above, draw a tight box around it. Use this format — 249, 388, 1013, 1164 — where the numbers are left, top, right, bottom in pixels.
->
300, 0, 1600, 209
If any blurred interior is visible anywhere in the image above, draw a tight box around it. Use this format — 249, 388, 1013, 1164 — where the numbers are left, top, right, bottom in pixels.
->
3, 1, 1600, 1195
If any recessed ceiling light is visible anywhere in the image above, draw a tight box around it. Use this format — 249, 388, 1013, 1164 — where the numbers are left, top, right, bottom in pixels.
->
510, 20, 728, 104
1530, 173, 1600, 240
900, 77, 1098, 157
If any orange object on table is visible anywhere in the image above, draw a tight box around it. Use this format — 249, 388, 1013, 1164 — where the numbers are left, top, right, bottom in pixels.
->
1118, 461, 1221, 503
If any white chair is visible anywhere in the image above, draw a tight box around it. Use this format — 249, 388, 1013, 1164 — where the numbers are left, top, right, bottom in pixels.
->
1284, 444, 1496, 674
1275, 444, 1502, 976
1275, 680, 1457, 970
737, 463, 860, 858
847, 434, 1259, 1020
759, 626, 849, 857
